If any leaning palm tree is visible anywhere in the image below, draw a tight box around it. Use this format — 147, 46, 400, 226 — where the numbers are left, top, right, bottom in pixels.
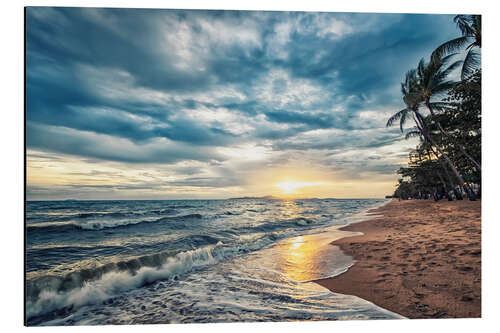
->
386, 70, 468, 191
415, 56, 481, 171
405, 124, 458, 196
432, 14, 481, 80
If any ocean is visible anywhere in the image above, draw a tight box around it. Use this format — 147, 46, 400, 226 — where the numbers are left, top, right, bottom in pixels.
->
25, 198, 403, 325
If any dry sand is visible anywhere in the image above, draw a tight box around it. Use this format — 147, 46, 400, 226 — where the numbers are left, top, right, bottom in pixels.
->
315, 199, 481, 319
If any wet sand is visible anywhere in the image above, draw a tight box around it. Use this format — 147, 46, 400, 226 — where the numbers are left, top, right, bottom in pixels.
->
315, 199, 481, 319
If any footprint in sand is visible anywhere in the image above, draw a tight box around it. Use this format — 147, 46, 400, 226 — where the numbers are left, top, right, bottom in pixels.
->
461, 295, 473, 302
456, 266, 473, 272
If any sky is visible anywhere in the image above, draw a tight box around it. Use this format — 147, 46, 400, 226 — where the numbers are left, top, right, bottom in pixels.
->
25, 7, 460, 200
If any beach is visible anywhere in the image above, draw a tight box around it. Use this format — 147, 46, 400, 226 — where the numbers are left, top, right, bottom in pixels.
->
315, 199, 481, 319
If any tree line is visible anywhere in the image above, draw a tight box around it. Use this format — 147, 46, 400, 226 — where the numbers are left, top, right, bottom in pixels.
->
388, 15, 481, 201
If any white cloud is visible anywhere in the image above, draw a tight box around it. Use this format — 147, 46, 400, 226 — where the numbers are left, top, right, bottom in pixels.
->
253, 68, 327, 109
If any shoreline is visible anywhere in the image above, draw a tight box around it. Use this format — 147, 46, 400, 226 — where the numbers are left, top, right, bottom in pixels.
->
314, 199, 481, 319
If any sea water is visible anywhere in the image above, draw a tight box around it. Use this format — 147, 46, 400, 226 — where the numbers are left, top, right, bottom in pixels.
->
25, 198, 402, 325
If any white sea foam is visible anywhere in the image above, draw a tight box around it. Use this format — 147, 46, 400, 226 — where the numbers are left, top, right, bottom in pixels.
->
26, 235, 281, 320
27, 245, 219, 319
74, 213, 202, 230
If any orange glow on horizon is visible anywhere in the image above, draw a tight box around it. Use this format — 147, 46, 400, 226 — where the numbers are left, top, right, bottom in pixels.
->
275, 180, 325, 195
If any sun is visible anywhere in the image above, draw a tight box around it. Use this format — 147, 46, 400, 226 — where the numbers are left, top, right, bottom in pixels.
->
275, 180, 302, 194
275, 180, 323, 195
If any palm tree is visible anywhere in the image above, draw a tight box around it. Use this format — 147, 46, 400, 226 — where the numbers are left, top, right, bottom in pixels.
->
432, 14, 481, 80
415, 56, 482, 171
386, 70, 468, 192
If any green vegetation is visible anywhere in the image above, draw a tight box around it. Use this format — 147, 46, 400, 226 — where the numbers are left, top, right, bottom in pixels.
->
388, 15, 481, 201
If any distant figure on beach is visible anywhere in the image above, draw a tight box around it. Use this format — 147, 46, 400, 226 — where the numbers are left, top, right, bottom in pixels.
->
454, 187, 464, 200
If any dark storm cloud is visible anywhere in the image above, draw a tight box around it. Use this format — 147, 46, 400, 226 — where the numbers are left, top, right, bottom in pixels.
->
26, 123, 226, 164
264, 110, 347, 129
26, 8, 213, 92
26, 7, 459, 165
281, 14, 458, 112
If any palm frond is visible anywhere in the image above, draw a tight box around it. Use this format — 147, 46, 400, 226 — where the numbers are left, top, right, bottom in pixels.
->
417, 58, 426, 81
472, 15, 481, 33
431, 80, 457, 98
428, 101, 452, 112
440, 59, 463, 79
472, 15, 481, 47
387, 108, 408, 131
462, 48, 481, 80
454, 15, 475, 36
432, 36, 471, 59
401, 69, 420, 104
400, 108, 409, 133
439, 52, 459, 66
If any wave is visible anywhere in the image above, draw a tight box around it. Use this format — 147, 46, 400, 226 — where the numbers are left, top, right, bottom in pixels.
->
27, 233, 222, 272
150, 208, 179, 215
26, 245, 220, 319
27, 214, 314, 236
246, 208, 268, 213
27, 208, 181, 225
27, 213, 203, 233
77, 208, 179, 219
170, 204, 197, 209
234, 217, 317, 234
27, 223, 82, 234
27, 214, 81, 224
223, 211, 242, 216
26, 232, 280, 320
291, 217, 316, 226
77, 213, 203, 230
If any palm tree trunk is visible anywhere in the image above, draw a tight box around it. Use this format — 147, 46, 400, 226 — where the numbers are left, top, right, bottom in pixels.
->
414, 111, 466, 188
429, 143, 476, 201
427, 149, 455, 190
436, 171, 447, 190
429, 152, 454, 201
426, 101, 482, 171
427, 134, 465, 187
439, 158, 456, 189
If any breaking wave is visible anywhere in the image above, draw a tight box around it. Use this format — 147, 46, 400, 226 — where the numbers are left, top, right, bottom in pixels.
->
26, 232, 283, 320
27, 244, 223, 319
27, 213, 203, 233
